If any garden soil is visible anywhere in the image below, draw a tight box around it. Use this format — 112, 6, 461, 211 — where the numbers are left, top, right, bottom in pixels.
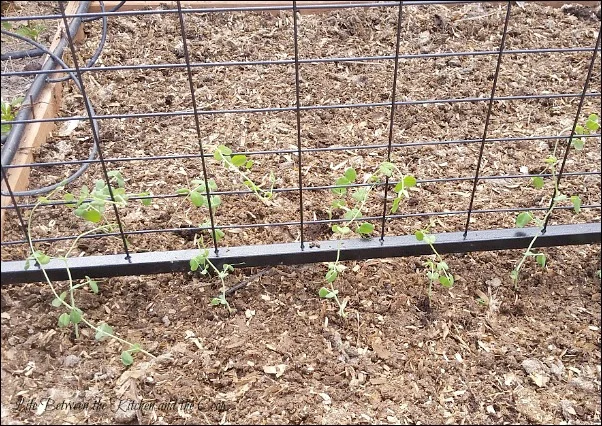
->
1, 1, 601, 424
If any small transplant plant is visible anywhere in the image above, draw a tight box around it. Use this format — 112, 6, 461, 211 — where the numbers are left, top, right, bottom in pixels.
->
414, 226, 455, 303
511, 113, 600, 287
176, 144, 279, 312
319, 163, 417, 317
190, 234, 234, 313
1, 97, 23, 136
27, 173, 154, 366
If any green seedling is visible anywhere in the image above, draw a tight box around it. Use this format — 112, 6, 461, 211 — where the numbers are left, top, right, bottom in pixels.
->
190, 234, 235, 313
320, 164, 417, 317
27, 176, 154, 366
1, 97, 24, 136
214, 145, 275, 205
177, 178, 221, 210
14, 21, 45, 41
511, 113, 599, 288
53, 170, 151, 224
415, 227, 455, 303
177, 177, 234, 310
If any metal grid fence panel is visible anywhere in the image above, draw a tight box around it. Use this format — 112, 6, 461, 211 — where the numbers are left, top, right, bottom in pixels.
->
1, 1, 600, 284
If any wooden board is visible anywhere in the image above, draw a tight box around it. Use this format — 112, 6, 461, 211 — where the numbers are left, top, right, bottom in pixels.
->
88, 1, 370, 14
1, 2, 83, 234
88, 0, 601, 12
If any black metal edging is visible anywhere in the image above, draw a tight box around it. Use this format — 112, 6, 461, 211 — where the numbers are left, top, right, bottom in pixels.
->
1, 223, 600, 285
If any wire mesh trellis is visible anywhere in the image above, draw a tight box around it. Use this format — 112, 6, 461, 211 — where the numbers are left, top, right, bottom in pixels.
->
1, 0, 601, 284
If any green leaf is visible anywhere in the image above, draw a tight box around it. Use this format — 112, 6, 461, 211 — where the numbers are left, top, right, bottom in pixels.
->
570, 195, 582, 214
439, 275, 453, 288
214, 145, 232, 161
210, 195, 221, 209
140, 193, 152, 206
95, 323, 114, 341
245, 160, 254, 169
344, 168, 357, 183
515, 211, 533, 228
415, 230, 425, 241
190, 258, 199, 272
34, 251, 51, 265
318, 287, 333, 298
357, 222, 374, 235
351, 188, 368, 202
544, 156, 558, 165
586, 114, 599, 131
325, 269, 338, 283
531, 176, 544, 189
535, 253, 546, 268
403, 175, 417, 188
189, 191, 204, 207
108, 170, 125, 188
332, 225, 351, 235
58, 313, 71, 328
331, 199, 347, 209
82, 208, 102, 223
336, 176, 351, 187
391, 197, 401, 213
88, 279, 99, 294
244, 180, 258, 191
510, 269, 519, 282
436, 261, 449, 271
427, 271, 440, 282
207, 179, 218, 191
343, 208, 361, 221
213, 228, 225, 242
51, 291, 67, 307
210, 297, 223, 306
121, 351, 134, 366
574, 124, 585, 135
379, 162, 395, 177
231, 155, 247, 168
571, 137, 585, 150
70, 308, 82, 324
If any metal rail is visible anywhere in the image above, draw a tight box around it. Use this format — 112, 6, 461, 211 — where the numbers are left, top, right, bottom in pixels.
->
2, 223, 600, 285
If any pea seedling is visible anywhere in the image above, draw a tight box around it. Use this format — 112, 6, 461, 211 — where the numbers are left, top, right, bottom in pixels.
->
56, 170, 152, 223
414, 226, 454, 304
27, 174, 154, 366
190, 234, 235, 313
320, 163, 417, 317
511, 113, 599, 288
214, 145, 275, 205
177, 176, 236, 311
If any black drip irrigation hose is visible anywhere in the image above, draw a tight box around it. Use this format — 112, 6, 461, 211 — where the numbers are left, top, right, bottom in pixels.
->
1, 48, 45, 61
49, 1, 110, 83
0, 1, 100, 197
0, 1, 122, 62
0, 1, 126, 197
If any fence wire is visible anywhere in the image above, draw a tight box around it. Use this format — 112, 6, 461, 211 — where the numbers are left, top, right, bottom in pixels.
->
1, 1, 600, 279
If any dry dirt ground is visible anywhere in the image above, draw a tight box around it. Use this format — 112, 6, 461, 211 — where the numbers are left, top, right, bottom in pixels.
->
1, 1, 601, 424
